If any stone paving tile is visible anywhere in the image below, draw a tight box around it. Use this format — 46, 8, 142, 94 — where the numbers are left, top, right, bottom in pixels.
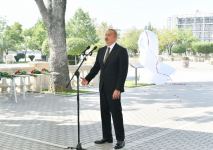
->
0, 134, 63, 150
128, 129, 213, 150
0, 82, 212, 149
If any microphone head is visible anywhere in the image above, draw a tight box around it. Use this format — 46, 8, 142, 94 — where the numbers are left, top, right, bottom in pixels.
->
81, 46, 91, 56
86, 45, 90, 50
93, 46, 98, 50
88, 46, 97, 56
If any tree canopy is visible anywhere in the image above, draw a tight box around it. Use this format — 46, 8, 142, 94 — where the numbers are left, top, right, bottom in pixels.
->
2, 22, 24, 52
120, 28, 142, 54
23, 20, 47, 51
66, 8, 99, 46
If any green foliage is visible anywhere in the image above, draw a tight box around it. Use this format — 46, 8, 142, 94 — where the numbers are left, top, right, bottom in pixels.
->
96, 22, 112, 47
0, 72, 12, 78
52, 89, 93, 96
41, 39, 49, 56
158, 29, 197, 55
158, 29, 178, 55
23, 20, 47, 51
14, 53, 25, 62
66, 8, 99, 45
67, 37, 89, 56
2, 22, 24, 51
119, 28, 142, 54
17, 53, 25, 59
172, 44, 188, 54
28, 55, 35, 61
125, 80, 154, 88
15, 70, 27, 75
31, 69, 42, 74
176, 29, 198, 53
192, 42, 213, 54
172, 30, 198, 55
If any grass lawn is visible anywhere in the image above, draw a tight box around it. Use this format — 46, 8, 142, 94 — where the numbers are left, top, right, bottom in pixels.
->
125, 80, 154, 88
43, 89, 96, 96
41, 80, 154, 96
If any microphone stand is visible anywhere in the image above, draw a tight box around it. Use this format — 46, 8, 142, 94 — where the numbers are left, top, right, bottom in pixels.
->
66, 47, 97, 150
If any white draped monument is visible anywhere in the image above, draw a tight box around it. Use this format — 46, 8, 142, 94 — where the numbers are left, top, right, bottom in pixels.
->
138, 30, 175, 85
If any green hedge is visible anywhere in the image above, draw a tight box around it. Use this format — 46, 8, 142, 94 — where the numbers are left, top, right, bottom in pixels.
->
192, 42, 213, 54
172, 44, 187, 54
14, 53, 25, 62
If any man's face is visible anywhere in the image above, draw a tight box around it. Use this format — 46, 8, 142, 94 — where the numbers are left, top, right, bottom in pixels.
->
105, 30, 117, 46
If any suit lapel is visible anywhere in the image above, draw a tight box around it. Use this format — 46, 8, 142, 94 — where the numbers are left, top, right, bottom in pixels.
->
100, 46, 107, 66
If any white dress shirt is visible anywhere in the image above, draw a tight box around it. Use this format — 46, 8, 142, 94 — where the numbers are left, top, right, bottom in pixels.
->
104, 42, 116, 61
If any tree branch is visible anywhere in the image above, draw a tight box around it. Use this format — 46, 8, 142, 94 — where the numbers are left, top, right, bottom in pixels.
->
34, 0, 49, 23
46, 0, 53, 14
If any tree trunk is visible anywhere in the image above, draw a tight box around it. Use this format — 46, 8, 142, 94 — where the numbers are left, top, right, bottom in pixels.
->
168, 45, 173, 56
0, 50, 3, 62
34, 0, 71, 92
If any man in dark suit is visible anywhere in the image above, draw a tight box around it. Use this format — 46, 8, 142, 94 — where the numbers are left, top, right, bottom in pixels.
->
81, 29, 128, 149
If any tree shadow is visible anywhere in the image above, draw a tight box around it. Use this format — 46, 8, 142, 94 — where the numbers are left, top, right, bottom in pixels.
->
173, 111, 213, 124
0, 118, 213, 150
0, 82, 213, 149
122, 81, 213, 109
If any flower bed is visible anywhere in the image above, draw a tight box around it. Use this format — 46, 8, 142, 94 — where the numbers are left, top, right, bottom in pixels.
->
15, 70, 27, 75
31, 69, 42, 74
0, 72, 13, 79
41, 68, 50, 74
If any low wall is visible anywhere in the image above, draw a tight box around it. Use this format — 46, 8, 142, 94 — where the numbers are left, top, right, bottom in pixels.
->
0, 62, 98, 93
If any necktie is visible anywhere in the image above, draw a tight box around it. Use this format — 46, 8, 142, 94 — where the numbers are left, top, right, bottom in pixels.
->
104, 47, 110, 63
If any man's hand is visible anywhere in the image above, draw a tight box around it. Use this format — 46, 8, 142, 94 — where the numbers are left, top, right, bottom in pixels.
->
81, 77, 89, 86
112, 89, 121, 100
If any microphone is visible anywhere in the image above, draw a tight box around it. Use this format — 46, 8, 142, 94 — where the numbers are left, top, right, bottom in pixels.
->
81, 46, 90, 56
93, 46, 98, 50
88, 46, 98, 56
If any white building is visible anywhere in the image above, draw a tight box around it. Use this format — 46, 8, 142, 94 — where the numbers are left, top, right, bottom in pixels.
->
168, 11, 213, 42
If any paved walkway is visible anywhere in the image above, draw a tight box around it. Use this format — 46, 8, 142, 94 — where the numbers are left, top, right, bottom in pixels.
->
128, 61, 213, 83
0, 82, 213, 150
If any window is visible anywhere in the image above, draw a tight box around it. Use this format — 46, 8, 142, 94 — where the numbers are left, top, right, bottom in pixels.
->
205, 24, 213, 31
195, 24, 202, 31
196, 17, 203, 23
178, 18, 185, 24
205, 17, 210, 23
186, 18, 193, 24
210, 17, 213, 23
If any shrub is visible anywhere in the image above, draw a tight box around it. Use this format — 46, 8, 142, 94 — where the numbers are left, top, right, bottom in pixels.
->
14, 53, 25, 62
28, 55, 35, 61
172, 44, 188, 54
192, 42, 213, 54
42, 39, 49, 56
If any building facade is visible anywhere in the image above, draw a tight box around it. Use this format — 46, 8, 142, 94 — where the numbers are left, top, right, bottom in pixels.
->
168, 11, 213, 42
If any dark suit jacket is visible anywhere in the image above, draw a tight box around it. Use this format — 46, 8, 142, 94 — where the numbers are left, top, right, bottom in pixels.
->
85, 43, 129, 93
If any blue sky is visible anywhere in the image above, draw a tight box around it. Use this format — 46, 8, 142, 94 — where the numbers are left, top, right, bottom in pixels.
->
0, 0, 213, 30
